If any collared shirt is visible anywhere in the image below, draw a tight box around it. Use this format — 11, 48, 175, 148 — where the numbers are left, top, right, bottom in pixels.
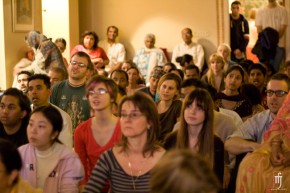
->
228, 109, 273, 143
171, 42, 204, 70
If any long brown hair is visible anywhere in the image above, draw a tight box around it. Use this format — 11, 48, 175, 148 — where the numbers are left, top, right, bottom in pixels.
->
117, 92, 161, 156
176, 88, 215, 168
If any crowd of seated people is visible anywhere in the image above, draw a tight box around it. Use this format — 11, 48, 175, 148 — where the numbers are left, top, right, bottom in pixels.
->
1, 16, 290, 192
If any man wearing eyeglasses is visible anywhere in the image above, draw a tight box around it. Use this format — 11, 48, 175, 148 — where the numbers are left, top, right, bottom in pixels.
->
225, 73, 290, 193
225, 73, 290, 155
50, 51, 94, 132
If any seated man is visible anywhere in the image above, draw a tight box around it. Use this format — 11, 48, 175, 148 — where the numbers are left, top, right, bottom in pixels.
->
15, 71, 32, 95
184, 64, 200, 79
110, 69, 129, 95
48, 67, 66, 87
28, 74, 73, 148
0, 88, 31, 147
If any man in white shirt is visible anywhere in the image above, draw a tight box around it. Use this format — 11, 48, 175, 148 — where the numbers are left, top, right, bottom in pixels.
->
171, 28, 205, 71
255, 0, 288, 71
98, 26, 126, 73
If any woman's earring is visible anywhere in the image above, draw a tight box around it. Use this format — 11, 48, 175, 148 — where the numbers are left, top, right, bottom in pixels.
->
147, 125, 151, 130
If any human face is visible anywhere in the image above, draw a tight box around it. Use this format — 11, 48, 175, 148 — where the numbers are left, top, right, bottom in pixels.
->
224, 70, 243, 91
120, 101, 148, 139
0, 95, 26, 127
266, 80, 288, 115
210, 59, 224, 74
83, 35, 95, 50
180, 86, 195, 100
111, 72, 128, 89
284, 66, 290, 78
121, 62, 131, 72
48, 70, 64, 87
28, 79, 51, 108
249, 69, 265, 88
182, 28, 192, 44
149, 77, 160, 95
17, 74, 29, 93
217, 46, 230, 60
68, 55, 89, 81
184, 100, 205, 127
145, 38, 155, 49
185, 69, 199, 79
159, 80, 179, 101
55, 41, 66, 53
163, 65, 172, 73
27, 112, 58, 151
231, 4, 240, 17
88, 83, 111, 111
127, 68, 139, 84
107, 27, 118, 41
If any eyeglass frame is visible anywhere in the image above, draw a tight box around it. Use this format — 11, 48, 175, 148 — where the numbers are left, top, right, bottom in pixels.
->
88, 88, 109, 96
70, 60, 88, 68
120, 112, 144, 120
265, 89, 288, 97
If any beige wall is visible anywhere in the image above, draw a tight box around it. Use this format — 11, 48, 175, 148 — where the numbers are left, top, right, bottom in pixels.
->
2, 0, 42, 88
78, 0, 228, 62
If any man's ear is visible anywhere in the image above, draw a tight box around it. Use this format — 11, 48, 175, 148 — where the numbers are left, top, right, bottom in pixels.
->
20, 110, 27, 119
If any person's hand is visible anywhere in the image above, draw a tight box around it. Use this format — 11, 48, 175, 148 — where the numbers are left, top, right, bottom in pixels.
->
270, 145, 285, 167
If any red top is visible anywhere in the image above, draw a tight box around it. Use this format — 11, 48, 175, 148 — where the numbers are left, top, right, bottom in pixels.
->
74, 118, 121, 185
71, 45, 108, 61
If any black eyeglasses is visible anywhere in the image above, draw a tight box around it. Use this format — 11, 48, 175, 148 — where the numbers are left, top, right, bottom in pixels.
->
88, 88, 108, 96
265, 90, 288, 97
70, 60, 87, 68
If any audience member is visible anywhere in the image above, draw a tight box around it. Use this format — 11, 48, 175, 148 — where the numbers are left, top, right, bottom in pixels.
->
169, 68, 184, 81
230, 1, 249, 62
217, 43, 236, 71
15, 71, 32, 95
150, 149, 221, 193
110, 69, 129, 92
0, 139, 42, 193
83, 92, 165, 193
215, 65, 252, 121
50, 51, 92, 130
139, 66, 165, 101
163, 88, 224, 184
74, 75, 121, 191
171, 28, 205, 71
126, 67, 145, 95
283, 60, 290, 78
163, 62, 177, 73
0, 88, 30, 147
133, 33, 167, 84
71, 30, 109, 71
19, 105, 84, 192
184, 64, 200, 79
48, 67, 66, 87
98, 26, 126, 72
255, 0, 288, 71
54, 37, 69, 67
202, 53, 225, 92
157, 73, 182, 141
27, 74, 72, 148
175, 54, 193, 71
120, 60, 137, 72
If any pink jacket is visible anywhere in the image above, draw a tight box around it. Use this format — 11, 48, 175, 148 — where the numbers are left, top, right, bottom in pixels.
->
18, 143, 84, 193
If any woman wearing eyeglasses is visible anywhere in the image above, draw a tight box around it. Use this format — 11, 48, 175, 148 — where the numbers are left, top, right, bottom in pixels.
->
83, 92, 165, 193
74, 75, 122, 192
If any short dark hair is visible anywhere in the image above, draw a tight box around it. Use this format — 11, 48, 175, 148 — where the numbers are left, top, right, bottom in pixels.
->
269, 73, 290, 90
107, 26, 119, 36
17, 70, 32, 78
110, 69, 129, 82
70, 51, 94, 71
54, 38, 67, 48
185, 64, 200, 74
164, 62, 177, 71
231, 1, 241, 6
0, 139, 22, 184
225, 64, 245, 82
248, 64, 266, 76
28, 74, 51, 89
81, 30, 99, 49
176, 54, 193, 67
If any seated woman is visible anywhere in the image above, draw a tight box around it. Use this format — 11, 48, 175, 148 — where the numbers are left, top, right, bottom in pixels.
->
71, 31, 109, 71
236, 92, 290, 193
215, 65, 252, 121
202, 53, 225, 92
0, 139, 42, 193
133, 33, 167, 84
217, 43, 236, 71
19, 105, 84, 193
54, 37, 69, 67
150, 149, 221, 193
126, 67, 145, 95
74, 75, 122, 191
83, 92, 165, 193
157, 73, 182, 141
163, 88, 224, 184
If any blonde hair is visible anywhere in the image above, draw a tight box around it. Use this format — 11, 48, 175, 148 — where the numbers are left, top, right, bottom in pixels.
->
205, 53, 225, 90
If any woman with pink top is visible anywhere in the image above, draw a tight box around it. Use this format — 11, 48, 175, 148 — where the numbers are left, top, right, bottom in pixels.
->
74, 75, 122, 192
18, 105, 84, 193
